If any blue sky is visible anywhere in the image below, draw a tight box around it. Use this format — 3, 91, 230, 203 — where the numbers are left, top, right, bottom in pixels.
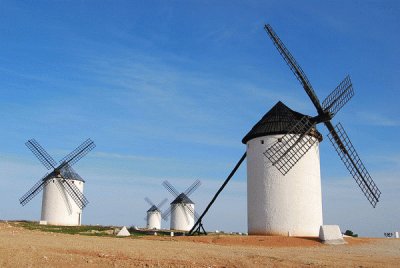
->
0, 1, 399, 237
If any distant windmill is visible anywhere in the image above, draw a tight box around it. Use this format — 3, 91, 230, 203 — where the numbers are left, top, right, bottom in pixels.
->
162, 180, 201, 231
189, 24, 381, 236
19, 138, 95, 226
144, 197, 168, 230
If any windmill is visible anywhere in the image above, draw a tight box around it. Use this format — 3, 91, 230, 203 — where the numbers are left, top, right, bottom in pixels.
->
189, 24, 381, 236
19, 138, 95, 226
162, 180, 201, 231
144, 197, 168, 230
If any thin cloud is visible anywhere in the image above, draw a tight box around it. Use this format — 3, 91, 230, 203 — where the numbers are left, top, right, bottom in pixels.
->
357, 112, 400, 127
204, 25, 237, 43
91, 151, 160, 162
322, 171, 400, 237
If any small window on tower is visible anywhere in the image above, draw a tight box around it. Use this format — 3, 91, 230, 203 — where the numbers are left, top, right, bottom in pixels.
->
261, 140, 264, 144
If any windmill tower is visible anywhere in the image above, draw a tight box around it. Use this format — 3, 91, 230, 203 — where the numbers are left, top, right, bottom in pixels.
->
162, 180, 201, 231
189, 24, 381, 236
19, 139, 95, 226
243, 101, 324, 236
144, 197, 168, 230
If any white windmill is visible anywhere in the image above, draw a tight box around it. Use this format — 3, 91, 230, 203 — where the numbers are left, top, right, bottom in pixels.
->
144, 197, 168, 230
189, 24, 381, 237
19, 139, 95, 226
162, 180, 201, 231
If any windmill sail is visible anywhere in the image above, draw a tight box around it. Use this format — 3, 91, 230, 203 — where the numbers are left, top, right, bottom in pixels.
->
162, 180, 180, 197
322, 75, 354, 117
59, 138, 95, 166
264, 24, 322, 112
264, 116, 318, 175
184, 179, 201, 197
328, 123, 381, 207
185, 204, 200, 221
19, 139, 94, 208
19, 174, 51, 206
263, 24, 381, 207
25, 139, 57, 170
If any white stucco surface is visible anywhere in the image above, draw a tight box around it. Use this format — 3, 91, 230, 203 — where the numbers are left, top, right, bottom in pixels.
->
246, 135, 323, 236
147, 211, 162, 230
170, 203, 194, 231
41, 177, 84, 226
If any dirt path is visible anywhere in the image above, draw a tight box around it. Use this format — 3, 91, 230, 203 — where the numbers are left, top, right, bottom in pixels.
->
1, 222, 399, 267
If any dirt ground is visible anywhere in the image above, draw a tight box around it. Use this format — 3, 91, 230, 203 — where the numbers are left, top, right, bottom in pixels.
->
1, 222, 399, 267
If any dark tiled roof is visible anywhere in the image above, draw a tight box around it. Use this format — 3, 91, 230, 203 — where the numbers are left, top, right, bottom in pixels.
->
147, 205, 160, 212
171, 193, 194, 205
52, 168, 85, 182
242, 101, 322, 144
67, 170, 85, 182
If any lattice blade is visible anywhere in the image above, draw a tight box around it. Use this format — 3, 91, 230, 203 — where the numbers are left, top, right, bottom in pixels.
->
19, 174, 51, 206
144, 197, 155, 207
162, 180, 179, 197
60, 178, 89, 209
162, 205, 177, 221
60, 165, 89, 208
264, 116, 318, 175
185, 204, 199, 221
53, 179, 73, 215
25, 139, 57, 170
60, 139, 95, 167
322, 75, 354, 117
161, 207, 170, 221
184, 179, 201, 197
328, 123, 381, 207
157, 198, 168, 209
181, 204, 191, 224
264, 24, 323, 112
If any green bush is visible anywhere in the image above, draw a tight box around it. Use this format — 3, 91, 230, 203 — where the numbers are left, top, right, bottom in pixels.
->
344, 229, 358, 237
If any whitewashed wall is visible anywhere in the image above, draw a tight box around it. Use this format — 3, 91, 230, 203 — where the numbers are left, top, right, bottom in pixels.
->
147, 211, 162, 229
170, 203, 194, 231
41, 177, 84, 226
246, 135, 323, 236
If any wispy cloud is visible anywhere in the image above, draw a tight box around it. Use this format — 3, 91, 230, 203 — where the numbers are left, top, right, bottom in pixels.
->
371, 153, 400, 166
322, 170, 400, 237
203, 25, 237, 43
357, 112, 400, 127
90, 151, 159, 162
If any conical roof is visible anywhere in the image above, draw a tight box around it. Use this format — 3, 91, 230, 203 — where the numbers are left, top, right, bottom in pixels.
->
242, 101, 322, 144
171, 193, 194, 205
47, 168, 85, 183
63, 169, 85, 182
147, 205, 160, 213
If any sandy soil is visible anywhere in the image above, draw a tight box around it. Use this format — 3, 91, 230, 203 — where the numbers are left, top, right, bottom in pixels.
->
1, 222, 399, 267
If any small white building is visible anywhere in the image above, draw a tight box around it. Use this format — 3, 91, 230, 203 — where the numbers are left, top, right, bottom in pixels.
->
146, 205, 162, 230
243, 101, 323, 236
170, 193, 195, 231
41, 174, 85, 226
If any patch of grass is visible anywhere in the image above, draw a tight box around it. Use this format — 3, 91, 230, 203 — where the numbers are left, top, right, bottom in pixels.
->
11, 221, 129, 237
10, 221, 173, 238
